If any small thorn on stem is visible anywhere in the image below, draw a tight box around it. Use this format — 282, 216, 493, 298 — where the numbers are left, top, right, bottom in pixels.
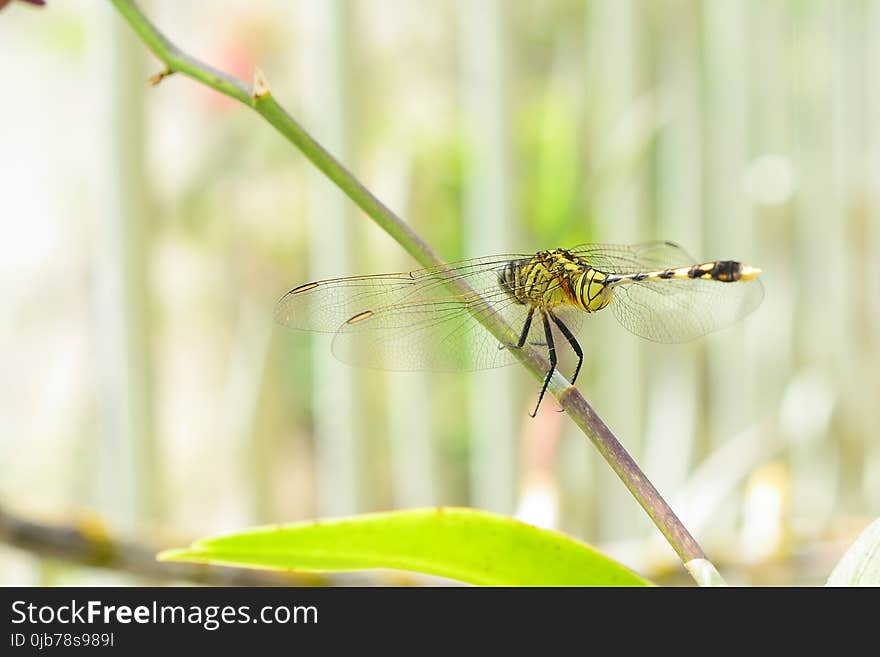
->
147, 68, 173, 86
252, 66, 271, 102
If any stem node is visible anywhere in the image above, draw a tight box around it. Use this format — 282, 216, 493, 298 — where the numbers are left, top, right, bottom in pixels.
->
251, 66, 271, 103
147, 67, 173, 85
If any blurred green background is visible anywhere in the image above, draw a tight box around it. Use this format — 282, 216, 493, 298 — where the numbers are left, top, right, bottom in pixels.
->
1, 0, 878, 586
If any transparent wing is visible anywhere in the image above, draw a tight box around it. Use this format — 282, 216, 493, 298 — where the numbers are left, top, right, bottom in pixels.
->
276, 241, 763, 366
275, 254, 562, 371
570, 241, 763, 343
570, 240, 697, 273
609, 276, 764, 343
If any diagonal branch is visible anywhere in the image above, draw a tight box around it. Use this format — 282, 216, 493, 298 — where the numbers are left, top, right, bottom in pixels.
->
107, 0, 720, 584
0, 505, 394, 586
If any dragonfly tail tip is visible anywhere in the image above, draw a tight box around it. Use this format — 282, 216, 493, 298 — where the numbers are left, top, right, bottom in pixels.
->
740, 265, 762, 280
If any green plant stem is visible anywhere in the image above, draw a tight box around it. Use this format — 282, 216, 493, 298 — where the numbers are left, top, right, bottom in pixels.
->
108, 0, 718, 583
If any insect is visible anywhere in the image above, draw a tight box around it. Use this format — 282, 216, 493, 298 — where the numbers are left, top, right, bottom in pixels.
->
275, 241, 763, 416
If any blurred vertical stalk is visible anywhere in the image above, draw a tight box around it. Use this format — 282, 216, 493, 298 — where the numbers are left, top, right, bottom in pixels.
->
92, 4, 158, 526
831, 0, 867, 516
788, 1, 841, 530
865, 0, 880, 509
702, 0, 753, 443
374, 156, 436, 509
741, 0, 797, 556
585, 0, 647, 543
457, 0, 516, 513
748, 0, 795, 414
300, 0, 362, 516
223, 299, 273, 522
387, 370, 435, 507
642, 0, 701, 504
702, 0, 758, 542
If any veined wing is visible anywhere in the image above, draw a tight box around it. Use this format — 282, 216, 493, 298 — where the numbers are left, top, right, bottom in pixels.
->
608, 276, 764, 343
571, 241, 764, 343
570, 240, 697, 273
275, 254, 563, 371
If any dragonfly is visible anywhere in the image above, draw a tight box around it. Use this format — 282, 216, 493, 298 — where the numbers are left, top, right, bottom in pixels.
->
275, 241, 763, 416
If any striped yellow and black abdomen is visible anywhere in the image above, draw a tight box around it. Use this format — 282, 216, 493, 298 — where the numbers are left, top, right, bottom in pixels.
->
605, 260, 761, 286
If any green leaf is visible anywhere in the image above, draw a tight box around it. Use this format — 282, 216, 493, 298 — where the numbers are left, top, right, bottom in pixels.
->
826, 516, 880, 586
159, 507, 651, 586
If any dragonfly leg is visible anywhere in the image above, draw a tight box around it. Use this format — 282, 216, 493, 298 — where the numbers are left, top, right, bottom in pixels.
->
499, 305, 535, 351
530, 310, 556, 418
515, 306, 536, 348
548, 311, 583, 385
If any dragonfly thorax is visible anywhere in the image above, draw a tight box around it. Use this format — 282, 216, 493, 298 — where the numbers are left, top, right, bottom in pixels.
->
498, 250, 613, 313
